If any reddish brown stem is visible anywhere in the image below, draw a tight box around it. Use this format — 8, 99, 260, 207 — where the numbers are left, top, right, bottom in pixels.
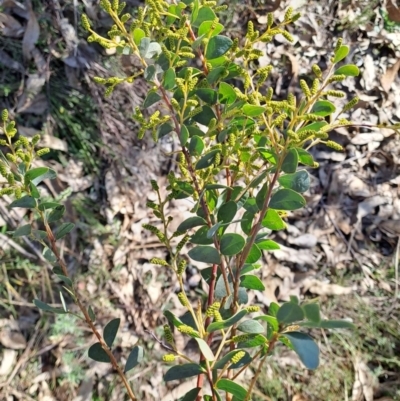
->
43, 223, 137, 401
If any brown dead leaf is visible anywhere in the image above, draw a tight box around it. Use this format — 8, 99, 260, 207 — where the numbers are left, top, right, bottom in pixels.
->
22, 0, 40, 60
302, 278, 354, 296
381, 59, 400, 93
0, 12, 24, 37
352, 357, 378, 401
386, 0, 400, 22
0, 329, 27, 349
0, 349, 17, 376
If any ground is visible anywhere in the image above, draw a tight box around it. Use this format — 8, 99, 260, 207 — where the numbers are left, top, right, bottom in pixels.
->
0, 0, 399, 400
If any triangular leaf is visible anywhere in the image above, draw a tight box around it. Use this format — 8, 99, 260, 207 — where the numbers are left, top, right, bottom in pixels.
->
164, 363, 204, 382
282, 332, 319, 369
103, 318, 120, 348
88, 342, 111, 363
124, 345, 144, 372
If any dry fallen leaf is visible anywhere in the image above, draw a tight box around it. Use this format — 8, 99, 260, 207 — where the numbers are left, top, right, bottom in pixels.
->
352, 357, 378, 401
0, 329, 27, 349
386, 0, 400, 22
381, 59, 400, 92
0, 12, 24, 37
22, 0, 40, 60
302, 278, 354, 296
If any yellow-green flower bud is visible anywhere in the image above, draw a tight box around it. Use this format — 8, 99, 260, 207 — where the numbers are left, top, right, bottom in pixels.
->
232, 334, 250, 343
311, 79, 319, 95
6, 153, 17, 163
281, 30, 294, 43
117, 2, 126, 15
267, 13, 273, 28
177, 259, 186, 275
1, 109, 8, 122
328, 74, 346, 83
299, 79, 311, 98
36, 148, 50, 157
81, 14, 91, 31
7, 173, 14, 185
334, 38, 343, 53
312, 64, 322, 79
213, 310, 222, 322
19, 136, 30, 148
120, 13, 131, 23
0, 187, 14, 196
177, 292, 189, 307
284, 7, 293, 21
31, 134, 40, 146
177, 325, 197, 335
342, 97, 359, 112
0, 163, 8, 177
162, 354, 176, 362
176, 235, 190, 253
265, 87, 273, 102
231, 351, 245, 364
14, 187, 22, 199
246, 21, 254, 38
325, 141, 343, 151
246, 305, 260, 313
100, 0, 112, 12
0, 139, 7, 146
163, 324, 174, 344
150, 258, 169, 266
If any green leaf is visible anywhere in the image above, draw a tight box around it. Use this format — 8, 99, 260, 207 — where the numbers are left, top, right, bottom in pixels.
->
188, 246, 221, 264
205, 35, 232, 59
299, 319, 355, 329
179, 124, 189, 147
190, 0, 199, 23
55, 223, 75, 240
194, 338, 215, 361
261, 209, 286, 230
188, 135, 204, 156
178, 388, 201, 401
163, 67, 176, 89
33, 299, 66, 314
177, 216, 207, 232
269, 189, 306, 211
245, 244, 262, 263
216, 379, 247, 400
88, 342, 111, 363
302, 303, 321, 323
242, 104, 266, 117
103, 318, 120, 348
333, 45, 349, 63
139, 37, 162, 59
164, 363, 205, 382
276, 302, 305, 324
281, 148, 298, 173
163, 310, 185, 329
132, 28, 145, 45
207, 222, 223, 238
296, 148, 315, 166
297, 121, 328, 134
218, 82, 237, 104
237, 319, 265, 334
157, 122, 174, 139
256, 239, 280, 251
256, 181, 269, 211
143, 90, 161, 108
240, 275, 265, 290
9, 196, 36, 209
56, 274, 72, 287
26, 167, 57, 185
278, 170, 310, 193
311, 100, 336, 117
43, 247, 57, 264
192, 6, 216, 27
173, 181, 194, 200
220, 233, 245, 256
124, 345, 144, 372
198, 20, 224, 37
196, 88, 217, 105
195, 149, 220, 170
191, 105, 216, 125
88, 306, 96, 322
60, 291, 67, 312
206, 66, 226, 84
282, 332, 319, 369
207, 309, 247, 332
38, 201, 61, 211
334, 64, 360, 76
47, 205, 66, 223
13, 224, 31, 237
190, 226, 213, 245
238, 334, 268, 348
29, 182, 40, 198
254, 315, 279, 332
32, 229, 47, 240
240, 211, 254, 235
217, 200, 237, 224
